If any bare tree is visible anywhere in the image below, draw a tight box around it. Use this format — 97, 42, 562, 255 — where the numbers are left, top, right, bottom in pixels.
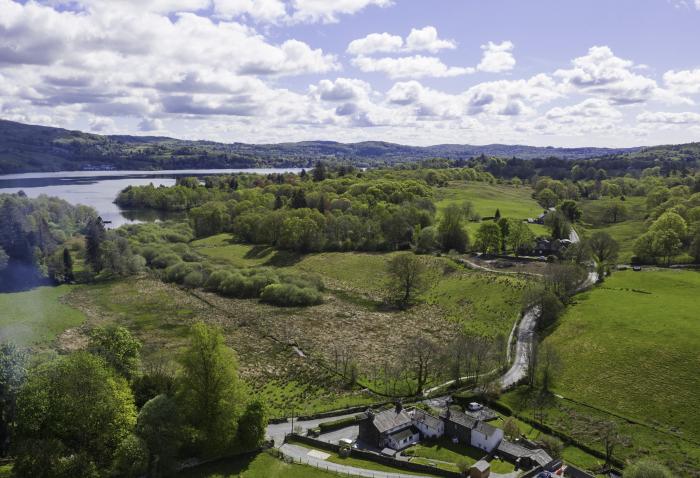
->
406, 335, 438, 394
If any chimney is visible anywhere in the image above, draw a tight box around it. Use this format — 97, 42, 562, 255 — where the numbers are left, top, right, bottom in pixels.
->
395, 400, 403, 413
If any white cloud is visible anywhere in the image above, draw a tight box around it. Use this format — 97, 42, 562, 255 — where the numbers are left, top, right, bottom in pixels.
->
347, 32, 404, 56
347, 26, 455, 55
352, 55, 474, 79
546, 99, 622, 122
138, 117, 165, 131
663, 68, 700, 95
291, 0, 393, 23
213, 0, 287, 22
310, 78, 372, 102
477, 41, 516, 73
637, 111, 700, 124
405, 26, 456, 53
555, 46, 661, 105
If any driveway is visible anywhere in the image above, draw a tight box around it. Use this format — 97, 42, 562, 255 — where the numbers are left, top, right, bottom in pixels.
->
266, 412, 360, 446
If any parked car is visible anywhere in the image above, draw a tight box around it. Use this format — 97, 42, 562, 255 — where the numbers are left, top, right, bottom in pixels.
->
467, 402, 483, 411
633, 265, 642, 271
338, 438, 355, 446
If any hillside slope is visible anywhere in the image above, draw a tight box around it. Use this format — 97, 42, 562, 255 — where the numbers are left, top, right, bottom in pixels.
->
0, 119, 643, 173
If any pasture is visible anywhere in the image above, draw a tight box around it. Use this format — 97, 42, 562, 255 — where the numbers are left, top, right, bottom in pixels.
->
0, 285, 85, 348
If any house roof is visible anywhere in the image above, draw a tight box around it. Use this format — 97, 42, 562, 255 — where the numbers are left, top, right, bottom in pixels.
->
372, 408, 413, 434
410, 409, 442, 430
497, 440, 552, 466
474, 420, 500, 438
388, 426, 418, 442
440, 409, 478, 430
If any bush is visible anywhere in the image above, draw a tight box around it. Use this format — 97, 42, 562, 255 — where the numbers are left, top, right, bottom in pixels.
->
204, 270, 232, 291
151, 253, 182, 269
260, 283, 323, 307
183, 271, 204, 288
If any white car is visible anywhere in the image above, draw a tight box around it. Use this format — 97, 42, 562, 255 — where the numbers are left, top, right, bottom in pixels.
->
468, 402, 483, 411
338, 438, 354, 446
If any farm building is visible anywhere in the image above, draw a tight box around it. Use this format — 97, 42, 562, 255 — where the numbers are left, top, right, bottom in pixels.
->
496, 439, 553, 469
440, 408, 503, 453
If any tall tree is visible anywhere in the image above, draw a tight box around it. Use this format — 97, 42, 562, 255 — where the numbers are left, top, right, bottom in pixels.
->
475, 222, 502, 254
386, 252, 427, 309
62, 247, 74, 282
312, 161, 328, 182
177, 323, 244, 456
438, 204, 470, 253
588, 232, 619, 278
136, 394, 181, 478
85, 216, 106, 272
559, 200, 582, 223
0, 342, 26, 457
13, 352, 136, 478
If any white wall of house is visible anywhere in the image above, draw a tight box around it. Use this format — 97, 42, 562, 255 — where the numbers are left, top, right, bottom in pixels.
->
471, 428, 503, 453
413, 419, 444, 439
387, 431, 420, 450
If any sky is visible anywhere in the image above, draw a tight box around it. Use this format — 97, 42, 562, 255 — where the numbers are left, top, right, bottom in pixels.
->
1, 0, 700, 147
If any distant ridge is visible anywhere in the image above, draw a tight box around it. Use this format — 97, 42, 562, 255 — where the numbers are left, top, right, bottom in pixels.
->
0, 118, 687, 174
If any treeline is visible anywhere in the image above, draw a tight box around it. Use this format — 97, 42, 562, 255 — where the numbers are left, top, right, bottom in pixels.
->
116, 165, 493, 254
0, 193, 96, 290
0, 323, 268, 478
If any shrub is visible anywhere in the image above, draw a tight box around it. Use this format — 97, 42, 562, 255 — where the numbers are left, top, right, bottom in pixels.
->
260, 283, 323, 307
183, 271, 204, 288
151, 253, 182, 269
204, 270, 232, 291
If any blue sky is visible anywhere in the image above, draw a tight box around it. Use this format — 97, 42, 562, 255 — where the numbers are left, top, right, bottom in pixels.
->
1, 0, 699, 146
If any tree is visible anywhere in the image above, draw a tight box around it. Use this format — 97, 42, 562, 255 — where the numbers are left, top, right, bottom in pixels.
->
502, 417, 520, 440
0, 247, 7, 271
13, 352, 137, 478
624, 459, 673, 478
85, 216, 106, 272
386, 252, 427, 309
691, 231, 700, 263
593, 420, 627, 468
100, 232, 145, 277
537, 343, 562, 392
236, 398, 268, 451
506, 220, 535, 255
539, 435, 563, 459
536, 188, 558, 209
559, 200, 582, 223
475, 222, 502, 254
190, 202, 228, 238
542, 263, 587, 303
545, 211, 571, 240
406, 335, 438, 394
415, 226, 438, 254
177, 323, 244, 456
437, 204, 469, 253
312, 161, 328, 182
494, 208, 501, 221
88, 326, 142, 381
652, 229, 683, 265
111, 434, 148, 478
603, 202, 627, 223
588, 232, 619, 278
62, 248, 74, 282
0, 342, 26, 457
136, 394, 181, 478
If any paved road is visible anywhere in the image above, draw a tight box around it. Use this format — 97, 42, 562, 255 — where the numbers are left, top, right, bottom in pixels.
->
499, 305, 540, 389
267, 412, 360, 446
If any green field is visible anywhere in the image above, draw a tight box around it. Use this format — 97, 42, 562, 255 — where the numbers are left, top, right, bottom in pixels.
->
0, 285, 85, 348
435, 181, 548, 236
176, 451, 339, 478
539, 269, 700, 473
578, 197, 647, 263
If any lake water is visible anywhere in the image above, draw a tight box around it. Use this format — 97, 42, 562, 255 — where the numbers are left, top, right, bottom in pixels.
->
0, 168, 302, 227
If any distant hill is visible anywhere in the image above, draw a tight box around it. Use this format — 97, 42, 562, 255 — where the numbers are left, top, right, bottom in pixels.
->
0, 118, 688, 174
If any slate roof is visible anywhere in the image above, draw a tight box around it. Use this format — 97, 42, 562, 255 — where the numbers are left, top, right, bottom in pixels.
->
388, 426, 419, 442
372, 408, 413, 434
410, 409, 442, 430
496, 440, 553, 467
473, 420, 500, 438
472, 460, 490, 472
441, 409, 478, 430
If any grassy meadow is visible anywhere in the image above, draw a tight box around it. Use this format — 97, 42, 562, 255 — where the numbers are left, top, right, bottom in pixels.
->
175, 451, 340, 478
532, 269, 700, 473
435, 181, 548, 236
0, 285, 85, 348
577, 196, 647, 263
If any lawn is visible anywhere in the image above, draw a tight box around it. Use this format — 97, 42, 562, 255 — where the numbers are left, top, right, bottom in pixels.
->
0, 285, 85, 348
404, 437, 485, 466
191, 234, 291, 267
434, 181, 548, 236
175, 451, 340, 478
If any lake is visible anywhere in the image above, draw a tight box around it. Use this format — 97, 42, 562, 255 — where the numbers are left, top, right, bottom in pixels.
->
0, 168, 302, 227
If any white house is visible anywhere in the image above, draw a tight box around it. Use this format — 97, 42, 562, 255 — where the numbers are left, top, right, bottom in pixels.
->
471, 421, 503, 453
409, 408, 444, 439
